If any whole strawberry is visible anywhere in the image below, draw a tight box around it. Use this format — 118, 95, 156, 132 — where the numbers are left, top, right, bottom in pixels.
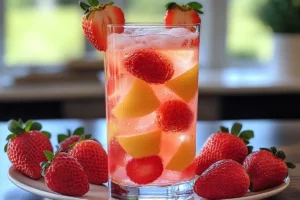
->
41, 151, 89, 196
57, 127, 91, 152
243, 147, 296, 192
69, 140, 108, 184
194, 159, 250, 199
5, 119, 53, 179
195, 123, 254, 175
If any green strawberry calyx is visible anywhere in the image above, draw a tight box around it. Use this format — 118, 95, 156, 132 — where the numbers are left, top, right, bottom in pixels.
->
4, 119, 51, 152
165, 2, 204, 14
57, 127, 92, 144
40, 150, 59, 177
79, 0, 115, 19
219, 123, 254, 154
260, 147, 296, 169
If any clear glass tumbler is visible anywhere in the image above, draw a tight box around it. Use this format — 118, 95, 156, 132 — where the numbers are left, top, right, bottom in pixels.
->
105, 24, 200, 199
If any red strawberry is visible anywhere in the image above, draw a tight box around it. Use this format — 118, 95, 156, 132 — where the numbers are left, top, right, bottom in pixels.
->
164, 2, 203, 26
243, 147, 296, 192
108, 138, 126, 173
58, 127, 91, 152
194, 159, 250, 199
156, 100, 194, 132
41, 151, 89, 196
195, 123, 254, 175
180, 161, 196, 181
124, 49, 174, 84
69, 140, 108, 184
80, 1, 125, 51
5, 120, 53, 180
126, 155, 163, 185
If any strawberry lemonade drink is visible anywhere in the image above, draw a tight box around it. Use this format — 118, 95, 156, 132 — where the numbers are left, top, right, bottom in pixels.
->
79, 0, 202, 198
106, 24, 200, 199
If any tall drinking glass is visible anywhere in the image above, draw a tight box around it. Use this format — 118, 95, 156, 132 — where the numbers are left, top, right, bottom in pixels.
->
105, 24, 200, 199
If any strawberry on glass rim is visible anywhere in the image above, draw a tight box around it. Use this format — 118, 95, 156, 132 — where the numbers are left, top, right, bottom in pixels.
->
80, 0, 125, 51
164, 2, 203, 26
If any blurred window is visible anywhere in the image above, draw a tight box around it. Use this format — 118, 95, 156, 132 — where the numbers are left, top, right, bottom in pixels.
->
0, 0, 272, 68
4, 0, 85, 67
227, 0, 272, 66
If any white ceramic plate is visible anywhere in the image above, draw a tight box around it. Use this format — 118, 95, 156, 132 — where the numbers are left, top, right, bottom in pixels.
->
9, 166, 290, 200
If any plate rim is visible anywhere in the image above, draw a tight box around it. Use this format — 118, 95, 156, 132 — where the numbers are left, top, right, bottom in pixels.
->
223, 176, 290, 200
8, 166, 290, 200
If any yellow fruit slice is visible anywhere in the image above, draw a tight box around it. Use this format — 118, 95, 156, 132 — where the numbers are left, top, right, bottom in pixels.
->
107, 120, 119, 142
112, 79, 160, 119
165, 64, 199, 102
166, 136, 195, 171
117, 130, 161, 158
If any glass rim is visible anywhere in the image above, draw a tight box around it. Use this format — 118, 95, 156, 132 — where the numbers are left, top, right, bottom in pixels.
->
107, 23, 201, 28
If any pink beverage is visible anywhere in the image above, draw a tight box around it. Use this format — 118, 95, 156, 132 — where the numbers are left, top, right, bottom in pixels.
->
105, 24, 200, 199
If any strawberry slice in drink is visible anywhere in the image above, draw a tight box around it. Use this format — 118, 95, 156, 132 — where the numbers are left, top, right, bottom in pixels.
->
126, 155, 164, 185
80, 1, 125, 51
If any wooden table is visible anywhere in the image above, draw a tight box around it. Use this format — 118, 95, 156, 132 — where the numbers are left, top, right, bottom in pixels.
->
0, 119, 299, 199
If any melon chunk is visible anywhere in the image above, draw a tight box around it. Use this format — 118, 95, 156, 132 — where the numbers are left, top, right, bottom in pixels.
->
112, 79, 160, 119
165, 64, 199, 102
166, 136, 195, 171
117, 130, 162, 158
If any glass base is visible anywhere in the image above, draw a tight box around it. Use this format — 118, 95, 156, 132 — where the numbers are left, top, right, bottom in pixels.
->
109, 179, 195, 200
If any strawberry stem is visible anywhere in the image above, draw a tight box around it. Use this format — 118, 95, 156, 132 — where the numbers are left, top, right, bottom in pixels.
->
247, 146, 253, 154
4, 144, 8, 152
8, 120, 25, 135
79, 1, 90, 11
219, 126, 229, 133
219, 123, 254, 144
57, 127, 87, 143
88, 0, 99, 7
231, 123, 242, 136
79, 1, 115, 19
5, 119, 51, 152
165, 2, 204, 14
260, 147, 296, 169
286, 162, 296, 169
165, 2, 177, 10
44, 150, 55, 161
74, 127, 85, 136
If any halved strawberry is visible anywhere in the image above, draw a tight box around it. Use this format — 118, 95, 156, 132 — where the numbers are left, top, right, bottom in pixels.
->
164, 2, 203, 26
126, 155, 163, 185
156, 100, 194, 132
80, 1, 125, 51
124, 49, 174, 84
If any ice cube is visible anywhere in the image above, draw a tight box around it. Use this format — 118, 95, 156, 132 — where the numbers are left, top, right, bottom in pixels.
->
166, 27, 192, 37
107, 33, 135, 50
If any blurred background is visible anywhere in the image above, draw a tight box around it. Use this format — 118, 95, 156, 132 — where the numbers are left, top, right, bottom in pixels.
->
0, 0, 300, 121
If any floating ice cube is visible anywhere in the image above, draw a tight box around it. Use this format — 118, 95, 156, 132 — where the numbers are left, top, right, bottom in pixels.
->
107, 33, 135, 50
165, 27, 192, 37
